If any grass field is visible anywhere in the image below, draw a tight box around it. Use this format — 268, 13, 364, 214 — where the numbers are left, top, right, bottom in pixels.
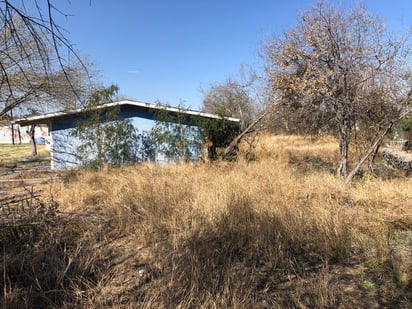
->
0, 143, 50, 169
1, 134, 411, 308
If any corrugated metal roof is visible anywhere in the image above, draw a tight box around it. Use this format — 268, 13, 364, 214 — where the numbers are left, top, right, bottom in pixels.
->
12, 100, 240, 126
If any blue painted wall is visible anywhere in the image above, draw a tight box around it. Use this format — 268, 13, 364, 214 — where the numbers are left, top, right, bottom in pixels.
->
50, 106, 200, 169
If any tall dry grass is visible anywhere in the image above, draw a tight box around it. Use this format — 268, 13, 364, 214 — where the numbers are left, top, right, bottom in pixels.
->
1, 134, 411, 308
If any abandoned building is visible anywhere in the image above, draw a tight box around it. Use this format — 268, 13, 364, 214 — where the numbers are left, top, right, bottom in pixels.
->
13, 100, 240, 169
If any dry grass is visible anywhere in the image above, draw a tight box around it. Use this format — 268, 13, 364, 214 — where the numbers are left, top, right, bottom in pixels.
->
0, 144, 50, 178
0, 144, 49, 164
1, 134, 411, 308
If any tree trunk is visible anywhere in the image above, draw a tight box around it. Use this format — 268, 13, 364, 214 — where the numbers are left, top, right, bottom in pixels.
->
29, 125, 37, 156
11, 122, 15, 145
337, 121, 351, 178
345, 122, 395, 183
17, 125, 22, 144
10, 109, 15, 144
344, 107, 412, 183
368, 142, 382, 173
208, 143, 217, 161
96, 123, 103, 169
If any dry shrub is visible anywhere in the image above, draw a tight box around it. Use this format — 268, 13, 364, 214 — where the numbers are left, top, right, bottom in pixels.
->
0, 199, 103, 308
2, 134, 412, 308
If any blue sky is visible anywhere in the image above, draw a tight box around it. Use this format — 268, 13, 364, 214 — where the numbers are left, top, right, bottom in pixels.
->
47, 0, 412, 110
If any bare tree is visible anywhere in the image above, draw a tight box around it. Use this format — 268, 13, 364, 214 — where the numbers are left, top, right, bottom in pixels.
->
202, 67, 264, 130
0, 0, 90, 119
201, 68, 271, 160
264, 1, 412, 179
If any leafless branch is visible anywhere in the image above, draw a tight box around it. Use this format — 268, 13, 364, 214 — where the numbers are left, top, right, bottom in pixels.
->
0, 0, 90, 118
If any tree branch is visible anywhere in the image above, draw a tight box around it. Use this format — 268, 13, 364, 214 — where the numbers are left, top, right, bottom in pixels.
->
222, 111, 268, 160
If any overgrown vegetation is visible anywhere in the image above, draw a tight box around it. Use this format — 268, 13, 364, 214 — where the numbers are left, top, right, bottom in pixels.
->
264, 1, 412, 179
73, 97, 240, 167
151, 104, 240, 162
400, 115, 412, 132
1, 134, 411, 308
150, 105, 203, 162
2, 1, 412, 307
72, 86, 154, 169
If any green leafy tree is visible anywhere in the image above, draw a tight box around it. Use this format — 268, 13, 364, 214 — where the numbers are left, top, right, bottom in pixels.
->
195, 116, 240, 160
151, 105, 203, 162
201, 67, 268, 161
134, 130, 156, 162
151, 104, 240, 162
202, 77, 255, 131
400, 115, 412, 132
72, 85, 143, 169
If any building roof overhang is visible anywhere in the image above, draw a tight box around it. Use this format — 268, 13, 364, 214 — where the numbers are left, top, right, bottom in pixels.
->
12, 100, 241, 126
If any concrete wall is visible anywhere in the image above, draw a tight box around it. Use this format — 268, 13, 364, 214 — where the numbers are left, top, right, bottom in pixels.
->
0, 122, 49, 144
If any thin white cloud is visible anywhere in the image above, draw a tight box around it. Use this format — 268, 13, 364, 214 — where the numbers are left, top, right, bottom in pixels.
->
127, 70, 140, 74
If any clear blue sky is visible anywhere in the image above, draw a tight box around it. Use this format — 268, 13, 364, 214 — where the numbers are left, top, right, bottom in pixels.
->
47, 0, 412, 110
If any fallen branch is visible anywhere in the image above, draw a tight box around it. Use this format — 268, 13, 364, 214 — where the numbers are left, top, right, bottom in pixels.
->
345, 106, 412, 183
222, 111, 268, 160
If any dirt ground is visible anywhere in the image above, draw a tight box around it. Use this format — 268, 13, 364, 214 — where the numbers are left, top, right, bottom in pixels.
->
0, 144, 55, 195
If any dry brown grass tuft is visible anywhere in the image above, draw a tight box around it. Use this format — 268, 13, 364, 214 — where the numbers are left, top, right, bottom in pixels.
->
1, 134, 411, 308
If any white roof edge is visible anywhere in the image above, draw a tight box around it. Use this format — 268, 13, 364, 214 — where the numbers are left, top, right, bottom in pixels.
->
12, 100, 241, 124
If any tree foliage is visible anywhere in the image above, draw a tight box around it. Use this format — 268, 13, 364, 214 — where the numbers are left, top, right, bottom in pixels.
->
399, 114, 412, 132
201, 68, 270, 161
202, 78, 255, 130
265, 1, 412, 178
151, 104, 240, 162
196, 116, 241, 160
151, 105, 203, 162
72, 85, 152, 169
